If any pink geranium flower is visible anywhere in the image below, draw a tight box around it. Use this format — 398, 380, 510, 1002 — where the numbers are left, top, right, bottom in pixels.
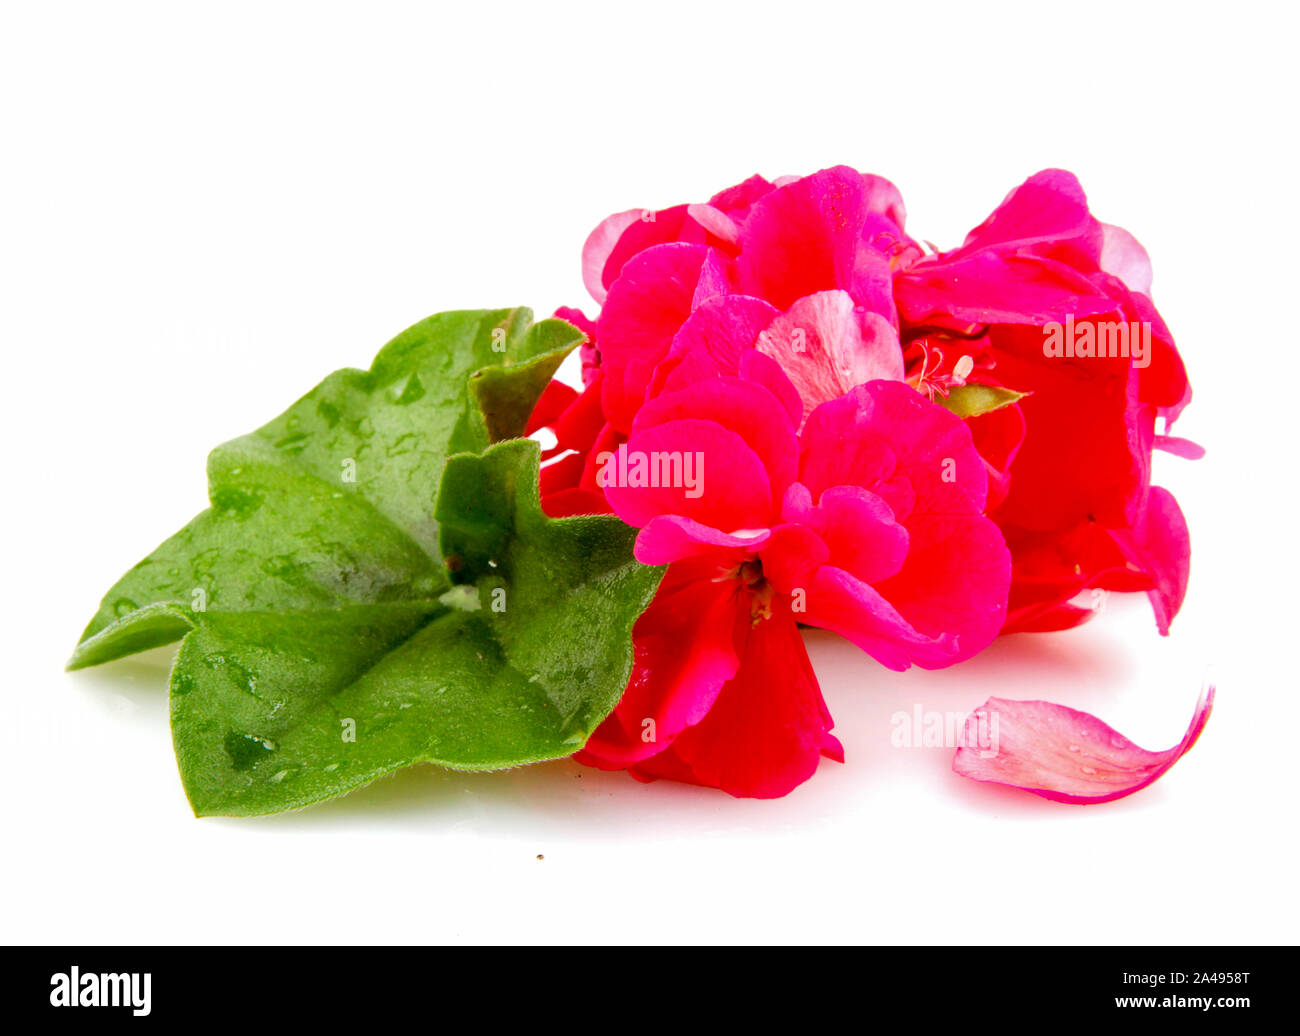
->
891, 170, 1197, 634
575, 356, 1010, 797
529, 163, 1208, 802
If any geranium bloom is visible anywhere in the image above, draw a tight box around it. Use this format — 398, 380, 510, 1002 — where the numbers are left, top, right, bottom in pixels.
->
572, 357, 1010, 797
892, 170, 1196, 634
548, 166, 1196, 637
527, 164, 1207, 801
535, 167, 916, 520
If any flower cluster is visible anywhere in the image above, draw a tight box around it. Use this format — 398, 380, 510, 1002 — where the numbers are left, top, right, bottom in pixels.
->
529, 166, 1203, 799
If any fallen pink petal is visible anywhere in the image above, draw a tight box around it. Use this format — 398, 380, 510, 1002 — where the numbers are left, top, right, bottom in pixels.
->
952, 683, 1215, 803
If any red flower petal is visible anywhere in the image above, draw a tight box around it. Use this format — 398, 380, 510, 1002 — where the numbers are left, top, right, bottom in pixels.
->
953, 683, 1214, 803
628, 610, 842, 798
577, 560, 747, 769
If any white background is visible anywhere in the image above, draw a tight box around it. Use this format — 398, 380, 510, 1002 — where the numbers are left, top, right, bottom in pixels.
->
2, 1, 1296, 944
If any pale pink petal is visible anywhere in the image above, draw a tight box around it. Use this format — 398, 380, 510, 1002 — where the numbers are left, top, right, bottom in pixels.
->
952, 683, 1214, 803
686, 202, 740, 246
755, 290, 904, 426
1100, 222, 1154, 295
582, 208, 643, 305
692, 248, 737, 307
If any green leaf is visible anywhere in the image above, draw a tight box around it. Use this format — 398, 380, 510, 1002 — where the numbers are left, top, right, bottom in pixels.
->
70, 308, 583, 671
170, 441, 663, 816
935, 383, 1028, 420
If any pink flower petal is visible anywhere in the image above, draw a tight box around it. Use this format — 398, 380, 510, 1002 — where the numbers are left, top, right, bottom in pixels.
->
692, 248, 737, 307
895, 251, 1121, 329
737, 166, 896, 311
800, 565, 960, 671
581, 208, 644, 305
600, 204, 709, 297
1154, 434, 1205, 460
632, 376, 799, 501
601, 420, 774, 533
597, 242, 710, 433
686, 202, 740, 246
755, 290, 904, 427
651, 294, 778, 396
1100, 222, 1154, 296
953, 683, 1215, 803
635, 515, 770, 566
800, 380, 989, 517
780, 483, 909, 586
737, 349, 804, 427
757, 522, 829, 594
869, 510, 1011, 663
1107, 486, 1191, 636
954, 168, 1099, 258
708, 173, 776, 217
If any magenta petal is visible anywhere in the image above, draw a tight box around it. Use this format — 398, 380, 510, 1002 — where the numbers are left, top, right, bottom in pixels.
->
653, 293, 779, 395
738, 349, 804, 427
709, 173, 776, 217
801, 565, 961, 671
602, 420, 774, 532
628, 611, 842, 798
1108, 486, 1191, 635
781, 484, 909, 586
597, 242, 709, 433
956, 169, 1098, 257
758, 522, 829, 594
953, 684, 1215, 803
1154, 434, 1206, 460
737, 166, 878, 309
636, 515, 770, 566
896, 251, 1120, 328
632, 376, 799, 500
